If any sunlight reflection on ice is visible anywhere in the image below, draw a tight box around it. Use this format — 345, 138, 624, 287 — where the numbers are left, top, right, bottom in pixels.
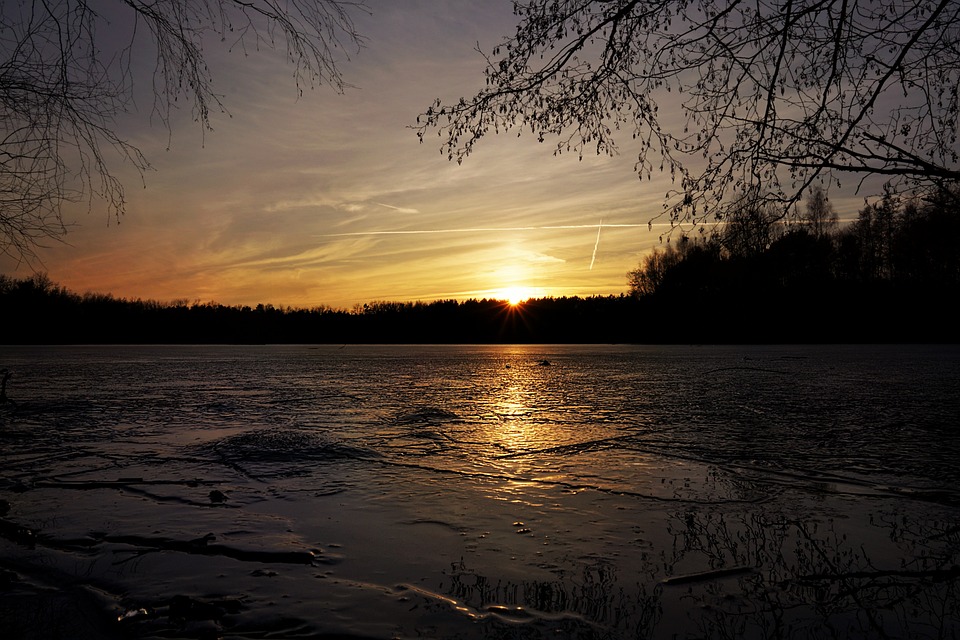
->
1, 344, 959, 639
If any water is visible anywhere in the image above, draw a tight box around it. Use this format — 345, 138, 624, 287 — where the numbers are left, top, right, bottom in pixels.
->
1, 344, 959, 639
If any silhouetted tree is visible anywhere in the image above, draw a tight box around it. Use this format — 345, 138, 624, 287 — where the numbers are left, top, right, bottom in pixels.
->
839, 185, 960, 285
802, 186, 838, 239
624, 183, 959, 339
1, 0, 365, 260
627, 242, 685, 297
850, 190, 901, 280
654, 237, 723, 298
419, 0, 960, 227
763, 229, 835, 287
720, 196, 782, 259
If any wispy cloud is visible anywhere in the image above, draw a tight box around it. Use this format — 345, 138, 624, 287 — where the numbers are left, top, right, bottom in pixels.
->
374, 202, 421, 214
525, 251, 565, 264
317, 222, 663, 238
1, 3, 681, 309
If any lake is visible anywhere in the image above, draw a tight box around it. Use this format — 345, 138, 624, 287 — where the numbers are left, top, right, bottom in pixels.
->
1, 344, 959, 639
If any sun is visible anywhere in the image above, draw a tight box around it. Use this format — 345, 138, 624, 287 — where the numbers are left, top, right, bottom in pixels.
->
500, 286, 534, 306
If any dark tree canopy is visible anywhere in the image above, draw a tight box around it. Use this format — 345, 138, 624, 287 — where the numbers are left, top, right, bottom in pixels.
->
1, 0, 364, 260
418, 0, 960, 227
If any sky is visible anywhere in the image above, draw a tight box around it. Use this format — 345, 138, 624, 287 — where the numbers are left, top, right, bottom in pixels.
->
1, 0, 864, 310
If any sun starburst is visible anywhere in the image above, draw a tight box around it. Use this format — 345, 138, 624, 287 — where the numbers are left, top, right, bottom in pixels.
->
500, 286, 533, 306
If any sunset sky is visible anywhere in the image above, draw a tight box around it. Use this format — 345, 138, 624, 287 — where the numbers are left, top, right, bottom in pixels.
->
1, 0, 863, 310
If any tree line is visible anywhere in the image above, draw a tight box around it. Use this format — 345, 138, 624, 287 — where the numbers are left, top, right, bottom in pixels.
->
3, 184, 958, 346
626, 187, 960, 342
0, 275, 646, 344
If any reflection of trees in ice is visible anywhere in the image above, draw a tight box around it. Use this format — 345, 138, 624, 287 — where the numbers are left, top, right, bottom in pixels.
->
4, 346, 959, 639
664, 509, 960, 639
432, 507, 960, 639
445, 556, 662, 638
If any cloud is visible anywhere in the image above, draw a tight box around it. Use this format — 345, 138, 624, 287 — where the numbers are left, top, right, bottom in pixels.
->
374, 202, 421, 214
316, 222, 655, 238
523, 251, 565, 265
3, 2, 684, 310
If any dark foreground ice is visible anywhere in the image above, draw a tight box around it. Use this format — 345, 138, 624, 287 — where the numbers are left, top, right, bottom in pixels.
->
1, 344, 959, 639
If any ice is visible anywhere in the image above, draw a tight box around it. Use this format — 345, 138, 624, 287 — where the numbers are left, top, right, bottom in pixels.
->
1, 344, 959, 639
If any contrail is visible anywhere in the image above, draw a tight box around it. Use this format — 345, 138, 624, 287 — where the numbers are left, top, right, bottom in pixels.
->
589, 220, 603, 270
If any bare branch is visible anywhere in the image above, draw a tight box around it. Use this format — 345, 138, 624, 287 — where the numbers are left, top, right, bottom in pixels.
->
1, 0, 366, 260
417, 0, 960, 225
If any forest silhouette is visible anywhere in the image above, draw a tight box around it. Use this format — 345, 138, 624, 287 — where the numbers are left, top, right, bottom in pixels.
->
2, 190, 958, 345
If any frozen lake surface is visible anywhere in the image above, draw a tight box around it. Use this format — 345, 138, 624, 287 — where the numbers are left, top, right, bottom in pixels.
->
1, 344, 959, 639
